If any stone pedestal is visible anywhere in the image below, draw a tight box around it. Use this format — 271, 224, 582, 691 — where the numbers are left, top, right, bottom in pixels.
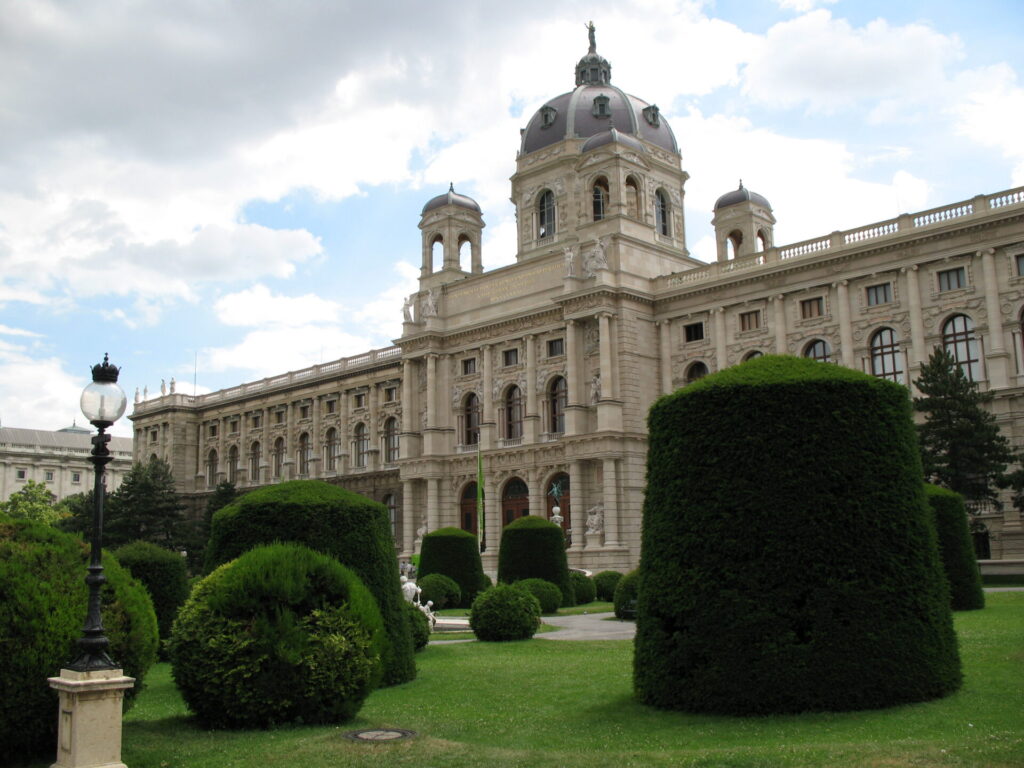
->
584, 531, 603, 550
47, 668, 135, 768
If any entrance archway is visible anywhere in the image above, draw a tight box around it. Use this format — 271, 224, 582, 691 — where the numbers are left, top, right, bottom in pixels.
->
502, 477, 529, 526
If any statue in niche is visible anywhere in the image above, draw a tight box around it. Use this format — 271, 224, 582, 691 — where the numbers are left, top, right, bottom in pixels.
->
563, 246, 576, 277
590, 372, 601, 403
403, 295, 414, 322
583, 237, 608, 277
421, 289, 439, 318
585, 503, 604, 535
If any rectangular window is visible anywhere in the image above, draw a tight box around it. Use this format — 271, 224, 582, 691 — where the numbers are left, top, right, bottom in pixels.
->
325, 399, 337, 414
354, 393, 366, 409
384, 387, 397, 402
684, 322, 704, 343
938, 267, 966, 292
1016, 253, 1024, 277
275, 411, 285, 425
150, 429, 158, 442
45, 470, 54, 482
209, 424, 218, 437
72, 472, 81, 483
16, 469, 26, 480
866, 283, 893, 306
299, 405, 310, 420
800, 297, 824, 319
462, 357, 477, 375
251, 413, 261, 428
739, 311, 761, 332
503, 348, 519, 366
547, 338, 565, 357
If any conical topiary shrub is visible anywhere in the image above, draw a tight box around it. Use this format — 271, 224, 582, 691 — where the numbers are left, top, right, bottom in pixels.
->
497, 515, 574, 607
924, 484, 985, 611
635, 355, 961, 714
418, 526, 486, 608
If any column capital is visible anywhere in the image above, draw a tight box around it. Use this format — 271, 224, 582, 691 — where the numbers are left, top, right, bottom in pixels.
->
524, 333, 535, 341
775, 294, 785, 302
977, 247, 996, 258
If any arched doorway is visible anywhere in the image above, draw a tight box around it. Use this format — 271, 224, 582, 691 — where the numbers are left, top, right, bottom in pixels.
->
502, 477, 529, 526
546, 472, 570, 536
460, 482, 480, 535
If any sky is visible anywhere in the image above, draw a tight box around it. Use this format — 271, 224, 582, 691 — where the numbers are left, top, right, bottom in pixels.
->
1, 0, 1023, 437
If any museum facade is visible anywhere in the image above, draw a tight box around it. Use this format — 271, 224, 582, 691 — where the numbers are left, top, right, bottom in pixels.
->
130, 36, 1024, 572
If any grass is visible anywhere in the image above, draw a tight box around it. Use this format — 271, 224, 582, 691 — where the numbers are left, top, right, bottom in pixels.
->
26, 592, 1024, 768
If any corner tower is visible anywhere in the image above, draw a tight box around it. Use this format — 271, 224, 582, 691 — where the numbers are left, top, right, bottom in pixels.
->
418, 184, 484, 286
712, 181, 775, 262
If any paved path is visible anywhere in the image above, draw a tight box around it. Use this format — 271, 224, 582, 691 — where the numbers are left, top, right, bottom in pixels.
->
430, 611, 635, 644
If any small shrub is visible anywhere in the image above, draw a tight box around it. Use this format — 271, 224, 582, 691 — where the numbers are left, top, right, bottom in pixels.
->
113, 540, 190, 643
613, 569, 639, 619
418, 573, 461, 610
924, 484, 985, 611
479, 573, 493, 592
571, 571, 596, 605
470, 584, 541, 641
594, 570, 623, 602
169, 543, 384, 729
497, 516, 574, 607
517, 578, 563, 614
404, 601, 430, 651
418, 527, 486, 608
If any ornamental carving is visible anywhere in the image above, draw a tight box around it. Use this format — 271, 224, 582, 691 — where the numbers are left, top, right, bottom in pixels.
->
584, 321, 600, 355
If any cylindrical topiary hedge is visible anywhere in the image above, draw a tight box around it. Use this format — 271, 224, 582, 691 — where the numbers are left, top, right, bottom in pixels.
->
0, 518, 158, 763
113, 539, 190, 644
497, 516, 574, 607
594, 570, 623, 602
613, 569, 639, 619
571, 571, 596, 605
924, 484, 985, 611
169, 543, 384, 729
635, 355, 961, 715
517, 577, 563, 614
470, 584, 542, 641
205, 480, 414, 686
418, 527, 486, 608
418, 572, 461, 610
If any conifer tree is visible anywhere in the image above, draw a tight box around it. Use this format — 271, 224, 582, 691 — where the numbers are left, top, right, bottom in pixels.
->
104, 457, 187, 549
914, 348, 1011, 504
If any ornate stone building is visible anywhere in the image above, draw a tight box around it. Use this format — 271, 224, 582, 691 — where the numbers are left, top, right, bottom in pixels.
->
130, 34, 1024, 571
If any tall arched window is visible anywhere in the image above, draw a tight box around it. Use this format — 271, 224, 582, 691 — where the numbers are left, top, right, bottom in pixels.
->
538, 190, 555, 239
430, 234, 443, 272
324, 427, 338, 471
460, 482, 479, 534
250, 441, 261, 483
272, 437, 285, 478
655, 189, 670, 236
297, 432, 310, 476
227, 445, 239, 484
685, 361, 708, 384
464, 393, 480, 446
870, 328, 904, 383
549, 376, 567, 433
206, 449, 218, 488
353, 423, 368, 468
383, 417, 399, 463
592, 177, 609, 221
804, 339, 832, 363
504, 385, 523, 439
943, 314, 980, 381
502, 477, 529, 526
383, 493, 398, 542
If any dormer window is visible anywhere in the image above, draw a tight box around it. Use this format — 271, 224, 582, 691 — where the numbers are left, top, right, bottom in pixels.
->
592, 95, 611, 118
643, 105, 660, 127
540, 106, 557, 128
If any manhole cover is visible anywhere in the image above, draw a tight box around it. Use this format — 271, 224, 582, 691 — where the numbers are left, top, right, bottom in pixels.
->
343, 728, 417, 742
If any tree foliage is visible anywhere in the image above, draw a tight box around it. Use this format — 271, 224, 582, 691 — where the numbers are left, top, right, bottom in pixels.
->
914, 348, 1012, 504
1, 479, 62, 524
105, 457, 187, 550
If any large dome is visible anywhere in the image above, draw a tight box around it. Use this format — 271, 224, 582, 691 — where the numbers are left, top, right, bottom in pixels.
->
520, 27, 678, 157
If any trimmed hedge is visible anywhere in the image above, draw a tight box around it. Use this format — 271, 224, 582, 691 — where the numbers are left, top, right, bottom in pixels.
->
205, 480, 414, 686
113, 540, 190, 643
571, 571, 596, 605
169, 543, 383, 729
517, 577, 563, 614
418, 572, 461, 610
594, 570, 623, 602
470, 584, 541, 641
418, 526, 486, 608
0, 519, 158, 763
635, 355, 961, 714
405, 601, 430, 651
497, 515, 575, 607
613, 569, 639, 619
924, 484, 985, 611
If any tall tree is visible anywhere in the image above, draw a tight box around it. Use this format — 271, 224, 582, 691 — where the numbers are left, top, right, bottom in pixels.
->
1, 480, 62, 524
104, 457, 187, 549
914, 348, 1012, 504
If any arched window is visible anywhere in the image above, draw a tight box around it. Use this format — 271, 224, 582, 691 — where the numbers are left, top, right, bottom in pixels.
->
943, 314, 980, 381
272, 437, 285, 478
206, 449, 218, 488
458, 234, 472, 271
538, 190, 555, 239
870, 328, 904, 383
625, 176, 640, 218
324, 427, 338, 472
592, 177, 609, 221
353, 423, 368, 468
804, 339, 832, 363
743, 350, 763, 362
504, 385, 524, 439
228, 445, 239, 484
250, 441, 261, 483
464, 393, 480, 446
383, 493, 398, 542
549, 376, 567, 433
431, 234, 443, 272
297, 432, 310, 476
757, 229, 770, 252
383, 417, 399, 463
460, 482, 479, 534
655, 189, 670, 236
685, 361, 708, 384
727, 230, 743, 259
502, 477, 529, 526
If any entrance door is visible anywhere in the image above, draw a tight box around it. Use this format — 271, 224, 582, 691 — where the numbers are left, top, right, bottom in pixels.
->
502, 477, 529, 526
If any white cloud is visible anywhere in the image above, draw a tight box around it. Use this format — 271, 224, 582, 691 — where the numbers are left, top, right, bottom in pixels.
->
774, 0, 836, 12
0, 341, 89, 432
0, 325, 43, 337
353, 261, 421, 341
215, 284, 344, 328
949, 64, 1024, 185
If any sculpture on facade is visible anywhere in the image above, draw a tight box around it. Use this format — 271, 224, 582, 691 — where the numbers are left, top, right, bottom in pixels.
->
160, 379, 167, 396
590, 372, 601, 403
585, 503, 604, 535
563, 246, 576, 277
403, 295, 414, 322
421, 289, 439, 318
169, 377, 176, 394
583, 237, 608, 277
134, 387, 141, 404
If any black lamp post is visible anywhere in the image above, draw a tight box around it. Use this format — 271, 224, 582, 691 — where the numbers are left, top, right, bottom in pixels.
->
69, 353, 127, 672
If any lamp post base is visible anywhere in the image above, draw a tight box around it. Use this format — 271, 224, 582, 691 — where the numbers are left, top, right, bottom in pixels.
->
48, 668, 134, 768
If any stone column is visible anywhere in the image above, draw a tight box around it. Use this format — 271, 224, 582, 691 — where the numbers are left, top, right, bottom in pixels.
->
773, 295, 787, 354
368, 383, 379, 471
568, 460, 584, 552
402, 479, 416, 557
238, 408, 248, 486
482, 473, 500, 569
48, 669, 135, 768
525, 334, 538, 441
713, 307, 727, 371
598, 313, 614, 400
835, 280, 855, 368
310, 396, 321, 478
338, 394, 350, 474
264, 406, 274, 479
427, 477, 440, 534
284, 402, 294, 480
481, 345, 494, 447
425, 355, 437, 429
903, 265, 926, 374
602, 457, 620, 547
658, 319, 673, 393
980, 248, 1009, 387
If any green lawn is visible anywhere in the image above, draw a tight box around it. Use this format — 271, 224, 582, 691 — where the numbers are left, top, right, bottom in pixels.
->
30, 592, 1024, 768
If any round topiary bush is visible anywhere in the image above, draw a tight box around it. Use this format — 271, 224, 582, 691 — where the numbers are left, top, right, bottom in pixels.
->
169, 543, 384, 729
418, 526, 486, 608
113, 540, 190, 644
404, 601, 430, 651
517, 577, 563, 614
924, 484, 985, 611
470, 584, 542, 641
205, 480, 414, 686
594, 570, 623, 602
0, 518, 158, 763
418, 572, 461, 610
636, 355, 961, 715
497, 515, 574, 607
571, 571, 596, 605
613, 569, 639, 619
